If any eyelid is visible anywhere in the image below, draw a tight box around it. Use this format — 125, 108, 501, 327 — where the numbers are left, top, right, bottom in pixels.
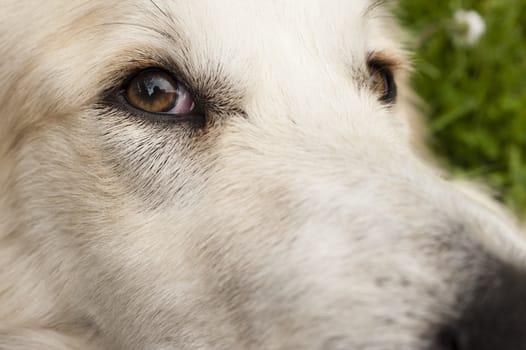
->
367, 52, 403, 74
97, 57, 200, 109
113, 91, 206, 126
119, 66, 193, 97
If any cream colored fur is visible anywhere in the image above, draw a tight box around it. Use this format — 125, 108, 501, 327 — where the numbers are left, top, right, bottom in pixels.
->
0, 1, 524, 349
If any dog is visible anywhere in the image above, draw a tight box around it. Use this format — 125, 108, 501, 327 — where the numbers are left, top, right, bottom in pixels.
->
0, 1, 525, 349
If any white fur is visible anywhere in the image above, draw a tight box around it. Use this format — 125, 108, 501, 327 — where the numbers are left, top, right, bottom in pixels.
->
0, 1, 524, 349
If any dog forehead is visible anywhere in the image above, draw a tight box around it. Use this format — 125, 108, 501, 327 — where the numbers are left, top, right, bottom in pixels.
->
165, 0, 374, 28
160, 0, 378, 51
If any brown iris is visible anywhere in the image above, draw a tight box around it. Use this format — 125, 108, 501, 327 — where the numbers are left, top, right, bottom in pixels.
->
125, 70, 180, 113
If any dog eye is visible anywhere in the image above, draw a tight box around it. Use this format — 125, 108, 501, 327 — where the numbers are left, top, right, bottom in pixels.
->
124, 69, 195, 115
367, 60, 397, 104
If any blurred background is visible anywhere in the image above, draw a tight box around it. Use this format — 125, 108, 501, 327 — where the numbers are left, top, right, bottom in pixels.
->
396, 0, 526, 217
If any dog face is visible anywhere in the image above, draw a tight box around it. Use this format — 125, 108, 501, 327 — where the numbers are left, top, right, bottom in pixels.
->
1, 1, 525, 349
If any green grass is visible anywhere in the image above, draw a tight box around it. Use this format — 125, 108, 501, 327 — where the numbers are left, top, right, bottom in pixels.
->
397, 0, 526, 216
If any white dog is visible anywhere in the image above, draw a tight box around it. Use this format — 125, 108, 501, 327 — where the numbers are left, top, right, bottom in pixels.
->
0, 1, 525, 349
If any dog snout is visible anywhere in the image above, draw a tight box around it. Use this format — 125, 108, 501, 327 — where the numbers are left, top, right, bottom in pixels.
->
435, 262, 526, 350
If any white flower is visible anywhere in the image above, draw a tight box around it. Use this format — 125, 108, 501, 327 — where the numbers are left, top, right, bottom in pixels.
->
453, 9, 486, 47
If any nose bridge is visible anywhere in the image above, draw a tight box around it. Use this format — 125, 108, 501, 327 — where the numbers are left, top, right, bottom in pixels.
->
246, 80, 403, 180
257, 68, 346, 123
282, 139, 526, 265
249, 36, 369, 127
246, 60, 408, 176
